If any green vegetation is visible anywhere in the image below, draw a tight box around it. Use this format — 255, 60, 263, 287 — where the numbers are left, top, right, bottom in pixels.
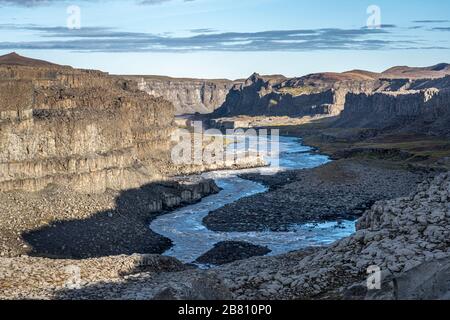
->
271, 121, 450, 170
277, 86, 317, 96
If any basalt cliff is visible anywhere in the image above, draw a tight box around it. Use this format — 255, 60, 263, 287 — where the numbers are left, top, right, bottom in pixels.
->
125, 75, 241, 115
0, 53, 175, 193
211, 64, 450, 137
336, 76, 450, 137
212, 72, 379, 118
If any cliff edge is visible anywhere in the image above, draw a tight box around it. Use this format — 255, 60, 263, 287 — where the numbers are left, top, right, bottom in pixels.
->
0, 53, 175, 193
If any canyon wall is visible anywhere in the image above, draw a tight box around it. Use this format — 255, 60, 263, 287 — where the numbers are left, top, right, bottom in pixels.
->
212, 73, 382, 119
125, 76, 239, 115
336, 76, 450, 136
0, 64, 175, 193
210, 68, 450, 138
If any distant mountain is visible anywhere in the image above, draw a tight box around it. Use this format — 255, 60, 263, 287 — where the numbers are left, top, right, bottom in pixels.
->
0, 52, 62, 68
381, 63, 450, 79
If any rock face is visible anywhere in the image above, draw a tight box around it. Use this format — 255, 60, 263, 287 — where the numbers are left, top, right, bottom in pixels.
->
210, 65, 450, 137
337, 77, 450, 136
0, 54, 175, 193
1, 172, 448, 300
366, 256, 450, 300
212, 72, 382, 119
125, 75, 240, 115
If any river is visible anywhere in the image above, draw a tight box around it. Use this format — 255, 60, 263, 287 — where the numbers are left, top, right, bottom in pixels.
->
150, 135, 356, 264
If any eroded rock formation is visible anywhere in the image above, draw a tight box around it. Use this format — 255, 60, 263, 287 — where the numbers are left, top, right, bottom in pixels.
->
125, 75, 240, 115
212, 72, 383, 119
337, 77, 450, 136
0, 54, 175, 193
1, 170, 448, 300
211, 65, 450, 137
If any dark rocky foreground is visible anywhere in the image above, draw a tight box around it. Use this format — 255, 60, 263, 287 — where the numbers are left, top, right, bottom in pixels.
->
203, 159, 429, 232
0, 178, 219, 259
1, 166, 448, 300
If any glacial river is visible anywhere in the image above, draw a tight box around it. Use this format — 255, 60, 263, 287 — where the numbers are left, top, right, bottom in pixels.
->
150, 135, 356, 264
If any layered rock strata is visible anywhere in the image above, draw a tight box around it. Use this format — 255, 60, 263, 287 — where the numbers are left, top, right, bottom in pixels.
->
125, 75, 240, 115
337, 80, 450, 136
0, 61, 174, 193
213, 172, 450, 300
212, 72, 385, 119
211, 67, 450, 138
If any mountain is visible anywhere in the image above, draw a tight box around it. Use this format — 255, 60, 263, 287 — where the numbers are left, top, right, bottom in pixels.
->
381, 63, 450, 79
0, 52, 62, 68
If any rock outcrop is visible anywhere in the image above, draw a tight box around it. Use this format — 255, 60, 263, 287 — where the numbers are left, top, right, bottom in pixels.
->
125, 75, 240, 115
0, 54, 175, 193
212, 72, 383, 119
366, 256, 450, 300
195, 241, 271, 266
337, 77, 450, 136
210, 65, 450, 136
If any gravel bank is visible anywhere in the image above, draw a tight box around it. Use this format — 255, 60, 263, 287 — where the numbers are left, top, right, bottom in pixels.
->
195, 241, 271, 266
203, 159, 429, 232
213, 172, 450, 300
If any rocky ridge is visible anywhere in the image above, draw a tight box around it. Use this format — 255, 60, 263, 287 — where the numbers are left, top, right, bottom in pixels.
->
211, 71, 389, 120
381, 63, 450, 79
336, 77, 450, 137
210, 65, 450, 138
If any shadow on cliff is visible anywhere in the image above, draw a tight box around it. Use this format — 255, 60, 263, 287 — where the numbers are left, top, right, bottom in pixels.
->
22, 181, 212, 259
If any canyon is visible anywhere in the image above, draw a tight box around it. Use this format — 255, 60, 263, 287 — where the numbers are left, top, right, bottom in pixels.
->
210, 65, 450, 139
1, 52, 449, 301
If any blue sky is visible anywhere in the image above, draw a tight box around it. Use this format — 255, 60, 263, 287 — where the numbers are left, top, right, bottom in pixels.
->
0, 0, 450, 79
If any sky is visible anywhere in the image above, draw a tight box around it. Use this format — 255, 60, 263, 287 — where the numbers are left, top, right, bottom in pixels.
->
0, 0, 450, 79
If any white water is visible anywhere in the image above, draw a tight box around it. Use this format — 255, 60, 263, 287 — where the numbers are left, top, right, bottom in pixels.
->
150, 136, 356, 264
